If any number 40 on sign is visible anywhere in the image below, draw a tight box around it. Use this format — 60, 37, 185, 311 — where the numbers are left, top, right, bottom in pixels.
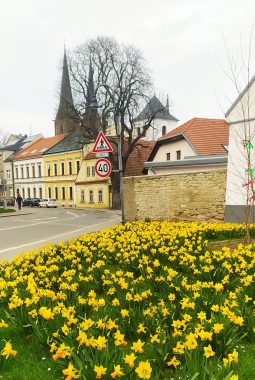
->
95, 158, 111, 177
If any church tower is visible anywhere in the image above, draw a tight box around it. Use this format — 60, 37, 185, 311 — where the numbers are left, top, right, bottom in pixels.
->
55, 49, 77, 136
82, 60, 102, 138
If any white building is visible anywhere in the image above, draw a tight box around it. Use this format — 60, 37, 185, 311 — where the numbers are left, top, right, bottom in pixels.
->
134, 95, 179, 141
143, 118, 229, 175
0, 134, 42, 198
225, 75, 255, 222
12, 135, 65, 200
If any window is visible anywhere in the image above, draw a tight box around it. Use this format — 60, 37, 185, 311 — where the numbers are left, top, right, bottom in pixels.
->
61, 162, 65, 175
47, 163, 50, 176
176, 150, 181, 160
48, 187, 51, 198
162, 126, 166, 135
22, 188, 25, 198
68, 161, 72, 175
89, 190, 94, 203
81, 190, 85, 203
27, 187, 31, 198
54, 163, 57, 176
87, 166, 90, 177
26, 166, 30, 178
6, 170, 10, 179
166, 153, 171, 161
15, 167, 18, 179
76, 160, 80, 174
98, 190, 103, 203
39, 187, 42, 199
38, 165, 42, 177
32, 166, 35, 178
33, 187, 36, 198
21, 167, 24, 178
55, 187, 58, 200
62, 187, 65, 200
69, 187, 73, 200
92, 166, 95, 177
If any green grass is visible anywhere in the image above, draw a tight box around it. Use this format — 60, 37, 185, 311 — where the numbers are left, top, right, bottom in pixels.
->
237, 343, 255, 379
0, 208, 15, 214
0, 323, 60, 380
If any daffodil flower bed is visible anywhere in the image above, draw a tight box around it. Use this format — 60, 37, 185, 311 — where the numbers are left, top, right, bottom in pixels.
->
0, 221, 254, 379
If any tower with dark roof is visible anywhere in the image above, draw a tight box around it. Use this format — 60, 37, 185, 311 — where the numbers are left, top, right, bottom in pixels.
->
55, 49, 77, 136
134, 95, 179, 141
82, 61, 102, 138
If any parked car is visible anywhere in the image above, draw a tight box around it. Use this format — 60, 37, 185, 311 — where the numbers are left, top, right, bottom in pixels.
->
39, 198, 57, 208
23, 198, 41, 207
0, 198, 15, 207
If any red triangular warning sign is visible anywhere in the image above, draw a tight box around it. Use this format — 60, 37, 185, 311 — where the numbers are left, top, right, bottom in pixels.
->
92, 131, 113, 153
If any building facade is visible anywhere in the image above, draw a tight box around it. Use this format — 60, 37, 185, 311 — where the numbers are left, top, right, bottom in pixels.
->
225, 75, 255, 222
43, 132, 88, 206
75, 154, 111, 209
0, 134, 42, 198
144, 118, 229, 175
11, 135, 65, 199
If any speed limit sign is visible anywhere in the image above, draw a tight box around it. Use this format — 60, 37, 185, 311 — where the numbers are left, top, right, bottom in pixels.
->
95, 158, 111, 177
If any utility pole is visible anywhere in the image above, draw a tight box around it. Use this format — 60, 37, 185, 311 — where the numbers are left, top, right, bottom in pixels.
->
115, 110, 125, 224
90, 83, 125, 223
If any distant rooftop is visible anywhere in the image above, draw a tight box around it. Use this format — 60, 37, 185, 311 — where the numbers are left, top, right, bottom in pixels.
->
134, 95, 179, 122
44, 131, 92, 155
12, 135, 65, 160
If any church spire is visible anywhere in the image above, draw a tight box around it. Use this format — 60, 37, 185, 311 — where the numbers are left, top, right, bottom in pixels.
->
165, 95, 170, 113
55, 48, 76, 136
82, 60, 102, 138
87, 59, 97, 108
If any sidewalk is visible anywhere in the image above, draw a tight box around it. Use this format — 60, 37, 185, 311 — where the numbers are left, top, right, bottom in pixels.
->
0, 206, 121, 217
0, 207, 37, 217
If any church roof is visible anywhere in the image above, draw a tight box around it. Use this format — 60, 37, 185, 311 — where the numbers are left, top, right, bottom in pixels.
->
134, 95, 179, 122
56, 49, 74, 113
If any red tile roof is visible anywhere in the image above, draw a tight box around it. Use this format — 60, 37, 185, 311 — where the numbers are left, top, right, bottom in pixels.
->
12, 135, 66, 160
84, 138, 155, 177
159, 118, 229, 156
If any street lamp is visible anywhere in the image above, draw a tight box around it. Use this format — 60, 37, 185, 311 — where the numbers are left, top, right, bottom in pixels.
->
90, 85, 125, 223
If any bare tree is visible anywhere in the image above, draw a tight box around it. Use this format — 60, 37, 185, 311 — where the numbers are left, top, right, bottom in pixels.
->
69, 36, 166, 208
0, 129, 8, 148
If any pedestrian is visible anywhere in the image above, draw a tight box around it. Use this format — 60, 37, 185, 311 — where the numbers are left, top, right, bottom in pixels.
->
16, 194, 23, 210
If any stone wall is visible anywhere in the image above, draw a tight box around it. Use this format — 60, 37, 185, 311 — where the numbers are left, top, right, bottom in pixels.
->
123, 169, 227, 222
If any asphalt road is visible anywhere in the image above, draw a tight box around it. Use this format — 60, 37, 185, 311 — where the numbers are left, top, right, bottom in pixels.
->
0, 207, 120, 261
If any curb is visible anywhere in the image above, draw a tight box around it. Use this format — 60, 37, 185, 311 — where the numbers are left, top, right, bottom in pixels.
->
0, 207, 121, 217
0, 209, 37, 218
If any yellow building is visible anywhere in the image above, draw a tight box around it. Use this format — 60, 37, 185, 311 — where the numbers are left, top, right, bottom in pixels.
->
43, 133, 84, 206
75, 152, 111, 209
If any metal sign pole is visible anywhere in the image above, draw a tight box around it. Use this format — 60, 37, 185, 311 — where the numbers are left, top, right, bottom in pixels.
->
116, 113, 125, 224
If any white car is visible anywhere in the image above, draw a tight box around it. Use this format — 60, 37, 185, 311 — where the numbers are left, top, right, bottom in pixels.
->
39, 198, 57, 208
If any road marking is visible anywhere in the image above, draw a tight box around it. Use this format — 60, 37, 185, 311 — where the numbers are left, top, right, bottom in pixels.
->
0, 219, 117, 255
0, 214, 79, 231
33, 217, 58, 221
66, 211, 79, 217
0, 239, 47, 254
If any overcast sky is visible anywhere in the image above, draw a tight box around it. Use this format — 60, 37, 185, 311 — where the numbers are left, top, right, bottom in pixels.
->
1, 0, 255, 137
